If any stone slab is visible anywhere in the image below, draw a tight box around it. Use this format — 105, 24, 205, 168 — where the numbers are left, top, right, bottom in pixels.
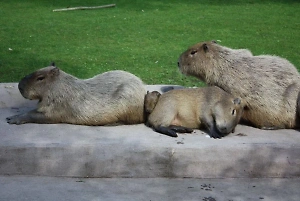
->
1, 176, 299, 201
0, 83, 300, 178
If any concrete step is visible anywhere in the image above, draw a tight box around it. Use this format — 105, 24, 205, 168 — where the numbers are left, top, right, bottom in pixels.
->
1, 176, 299, 201
1, 83, 300, 178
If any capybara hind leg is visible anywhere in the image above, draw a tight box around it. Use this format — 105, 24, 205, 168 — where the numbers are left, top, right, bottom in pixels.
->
153, 126, 178, 137
6, 109, 55, 124
168, 125, 193, 133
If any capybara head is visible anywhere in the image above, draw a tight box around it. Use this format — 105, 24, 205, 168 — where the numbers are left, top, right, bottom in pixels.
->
144, 91, 161, 114
212, 97, 244, 134
18, 63, 60, 100
177, 40, 220, 81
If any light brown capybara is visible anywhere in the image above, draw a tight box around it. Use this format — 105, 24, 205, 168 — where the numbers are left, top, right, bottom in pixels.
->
178, 41, 300, 129
144, 87, 244, 138
6, 63, 146, 125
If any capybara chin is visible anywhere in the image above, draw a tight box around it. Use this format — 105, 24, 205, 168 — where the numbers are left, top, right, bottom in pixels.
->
178, 40, 300, 129
6, 63, 146, 125
144, 87, 244, 138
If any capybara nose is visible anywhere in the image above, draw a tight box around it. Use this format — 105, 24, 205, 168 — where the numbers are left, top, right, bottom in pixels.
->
18, 83, 24, 94
19, 86, 24, 94
177, 62, 180, 67
218, 126, 228, 133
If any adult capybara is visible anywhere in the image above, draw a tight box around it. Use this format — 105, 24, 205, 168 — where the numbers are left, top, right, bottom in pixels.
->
144, 87, 244, 138
6, 63, 146, 125
178, 40, 300, 129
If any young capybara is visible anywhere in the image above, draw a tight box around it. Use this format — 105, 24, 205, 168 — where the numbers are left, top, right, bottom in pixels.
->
144, 87, 244, 138
178, 41, 300, 129
6, 63, 146, 125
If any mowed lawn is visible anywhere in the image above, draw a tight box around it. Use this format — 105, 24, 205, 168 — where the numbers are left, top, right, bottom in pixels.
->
0, 0, 300, 86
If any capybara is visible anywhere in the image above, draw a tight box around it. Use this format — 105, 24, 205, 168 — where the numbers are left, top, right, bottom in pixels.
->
144, 90, 161, 117
178, 41, 300, 129
6, 63, 146, 125
144, 87, 244, 138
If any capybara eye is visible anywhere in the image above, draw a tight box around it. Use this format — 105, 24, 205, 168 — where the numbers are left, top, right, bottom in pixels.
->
190, 50, 197, 55
36, 76, 45, 81
232, 109, 236, 116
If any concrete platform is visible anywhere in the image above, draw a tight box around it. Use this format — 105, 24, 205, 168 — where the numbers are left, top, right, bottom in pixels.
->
1, 176, 299, 201
1, 83, 300, 178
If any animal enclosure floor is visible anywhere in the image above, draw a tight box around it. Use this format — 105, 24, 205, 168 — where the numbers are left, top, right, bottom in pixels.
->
0, 83, 300, 178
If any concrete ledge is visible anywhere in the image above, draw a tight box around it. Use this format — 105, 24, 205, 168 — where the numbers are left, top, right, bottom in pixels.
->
1, 83, 300, 178
1, 176, 299, 201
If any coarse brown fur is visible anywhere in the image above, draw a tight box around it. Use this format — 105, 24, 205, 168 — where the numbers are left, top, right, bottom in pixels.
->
144, 91, 161, 118
178, 41, 300, 129
145, 87, 244, 138
6, 63, 146, 125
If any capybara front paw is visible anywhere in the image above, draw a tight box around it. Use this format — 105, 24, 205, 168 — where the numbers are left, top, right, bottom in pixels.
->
209, 131, 224, 139
6, 115, 25, 125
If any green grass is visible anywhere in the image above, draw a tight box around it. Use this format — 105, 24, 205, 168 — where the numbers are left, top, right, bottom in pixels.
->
1, 0, 300, 87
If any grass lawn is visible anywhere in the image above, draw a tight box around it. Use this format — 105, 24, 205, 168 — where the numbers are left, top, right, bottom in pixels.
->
1, 0, 300, 86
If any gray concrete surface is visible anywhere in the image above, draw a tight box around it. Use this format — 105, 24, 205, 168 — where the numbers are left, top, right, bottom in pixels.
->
1, 176, 299, 201
1, 83, 300, 178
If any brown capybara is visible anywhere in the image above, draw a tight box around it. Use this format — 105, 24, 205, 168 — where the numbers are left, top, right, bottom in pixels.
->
6, 63, 146, 125
144, 86, 244, 138
144, 90, 161, 118
178, 41, 300, 129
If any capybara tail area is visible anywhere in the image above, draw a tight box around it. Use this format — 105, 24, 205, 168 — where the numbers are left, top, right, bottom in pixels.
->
118, 105, 145, 124
110, 81, 146, 124
115, 93, 146, 124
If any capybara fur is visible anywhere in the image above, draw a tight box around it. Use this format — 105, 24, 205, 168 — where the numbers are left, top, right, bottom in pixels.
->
145, 86, 244, 138
178, 41, 300, 129
6, 63, 146, 125
144, 90, 161, 117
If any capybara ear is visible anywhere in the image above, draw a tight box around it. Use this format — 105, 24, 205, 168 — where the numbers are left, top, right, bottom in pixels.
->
157, 91, 161, 97
233, 98, 241, 105
49, 67, 60, 77
152, 91, 161, 97
50, 62, 56, 67
212, 40, 217, 44
147, 91, 149, 94
203, 43, 209, 53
